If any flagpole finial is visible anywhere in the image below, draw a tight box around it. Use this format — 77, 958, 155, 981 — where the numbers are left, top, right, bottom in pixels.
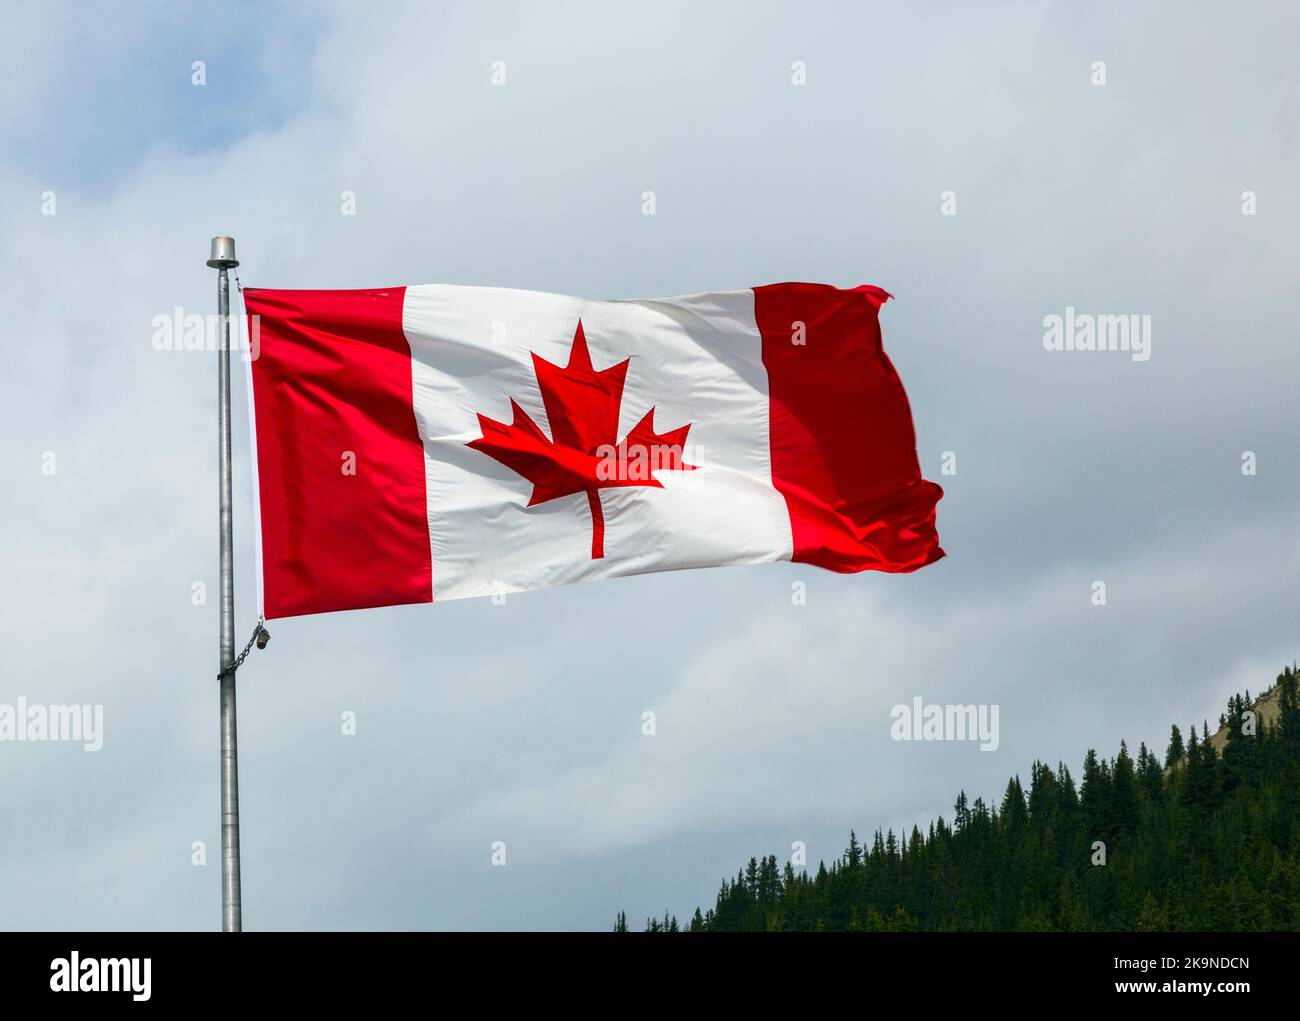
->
207, 235, 239, 269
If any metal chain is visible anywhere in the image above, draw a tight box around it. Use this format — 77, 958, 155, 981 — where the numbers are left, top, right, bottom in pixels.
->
218, 618, 268, 682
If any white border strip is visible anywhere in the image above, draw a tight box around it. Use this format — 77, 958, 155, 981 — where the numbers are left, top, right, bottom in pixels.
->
241, 295, 266, 619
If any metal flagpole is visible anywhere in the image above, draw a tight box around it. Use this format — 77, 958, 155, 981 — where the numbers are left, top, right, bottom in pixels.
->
208, 235, 242, 932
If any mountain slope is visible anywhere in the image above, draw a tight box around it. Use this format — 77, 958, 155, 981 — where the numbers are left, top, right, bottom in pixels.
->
623, 665, 1300, 932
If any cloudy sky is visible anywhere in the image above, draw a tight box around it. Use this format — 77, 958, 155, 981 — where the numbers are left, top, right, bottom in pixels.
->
1, 0, 1297, 930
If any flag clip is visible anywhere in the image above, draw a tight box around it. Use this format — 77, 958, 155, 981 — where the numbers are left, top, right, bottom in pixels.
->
218, 617, 269, 682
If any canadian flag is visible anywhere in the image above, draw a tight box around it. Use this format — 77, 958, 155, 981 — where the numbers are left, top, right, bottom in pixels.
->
243, 282, 943, 619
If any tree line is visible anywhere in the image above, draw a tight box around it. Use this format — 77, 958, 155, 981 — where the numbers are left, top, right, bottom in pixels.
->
618, 665, 1300, 931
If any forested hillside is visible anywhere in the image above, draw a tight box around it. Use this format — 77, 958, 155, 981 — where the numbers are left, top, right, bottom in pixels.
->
618, 666, 1300, 932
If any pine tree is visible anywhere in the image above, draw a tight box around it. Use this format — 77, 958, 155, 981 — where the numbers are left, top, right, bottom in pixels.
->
1079, 748, 1110, 843
845, 831, 863, 869
1136, 742, 1163, 801
953, 791, 970, 832
1001, 775, 1028, 830
1165, 724, 1185, 768
744, 857, 759, 901
1111, 741, 1139, 837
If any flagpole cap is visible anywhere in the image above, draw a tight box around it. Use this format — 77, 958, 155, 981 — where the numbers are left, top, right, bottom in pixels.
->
206, 236, 239, 269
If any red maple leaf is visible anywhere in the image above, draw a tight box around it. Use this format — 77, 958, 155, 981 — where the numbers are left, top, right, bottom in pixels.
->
467, 320, 695, 559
